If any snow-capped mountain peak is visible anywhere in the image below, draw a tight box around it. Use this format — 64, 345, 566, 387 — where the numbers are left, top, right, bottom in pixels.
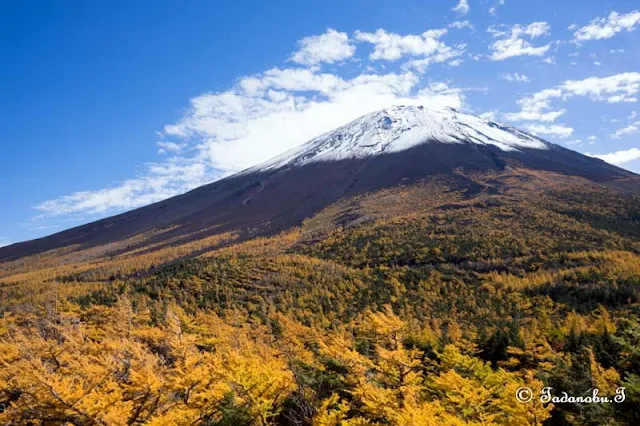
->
253, 105, 549, 172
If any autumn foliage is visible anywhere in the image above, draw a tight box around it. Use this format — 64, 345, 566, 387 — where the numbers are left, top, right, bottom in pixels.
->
1, 171, 639, 425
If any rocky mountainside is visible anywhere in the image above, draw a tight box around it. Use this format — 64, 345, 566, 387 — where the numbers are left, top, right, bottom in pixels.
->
1, 105, 637, 261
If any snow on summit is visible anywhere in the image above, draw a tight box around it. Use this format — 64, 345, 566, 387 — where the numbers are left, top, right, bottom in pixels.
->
253, 105, 549, 171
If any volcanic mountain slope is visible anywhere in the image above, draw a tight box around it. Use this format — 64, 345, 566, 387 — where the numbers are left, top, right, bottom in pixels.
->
1, 105, 638, 263
2, 107, 640, 425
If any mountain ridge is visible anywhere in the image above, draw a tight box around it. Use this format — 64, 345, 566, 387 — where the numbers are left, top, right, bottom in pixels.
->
1, 105, 638, 261
245, 105, 550, 173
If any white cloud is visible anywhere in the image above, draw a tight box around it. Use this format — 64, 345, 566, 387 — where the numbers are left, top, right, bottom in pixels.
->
36, 34, 468, 217
164, 74, 464, 174
500, 72, 530, 83
611, 122, 640, 138
36, 159, 210, 216
290, 29, 356, 66
402, 44, 466, 73
488, 22, 551, 60
479, 110, 498, 121
589, 148, 640, 165
452, 0, 469, 14
562, 73, 640, 103
449, 20, 474, 30
354, 28, 450, 60
0, 238, 11, 248
573, 10, 640, 41
238, 68, 345, 96
157, 141, 185, 154
505, 88, 566, 122
526, 123, 574, 138
489, 0, 506, 16
525, 22, 551, 38
565, 139, 582, 146
353, 28, 465, 73
506, 72, 640, 122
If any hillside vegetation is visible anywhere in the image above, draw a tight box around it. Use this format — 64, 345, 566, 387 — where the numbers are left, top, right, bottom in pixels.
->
1, 169, 639, 425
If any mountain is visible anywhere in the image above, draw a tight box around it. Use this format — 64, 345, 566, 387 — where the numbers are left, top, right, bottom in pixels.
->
3, 106, 640, 425
1, 105, 637, 261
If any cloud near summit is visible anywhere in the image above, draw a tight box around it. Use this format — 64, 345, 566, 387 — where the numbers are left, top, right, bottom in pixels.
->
34, 10, 640, 221
36, 27, 470, 217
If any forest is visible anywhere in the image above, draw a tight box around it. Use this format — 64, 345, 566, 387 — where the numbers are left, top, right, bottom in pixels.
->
0, 170, 639, 425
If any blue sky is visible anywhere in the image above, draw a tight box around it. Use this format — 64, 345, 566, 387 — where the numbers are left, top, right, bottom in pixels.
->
2, 0, 640, 246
